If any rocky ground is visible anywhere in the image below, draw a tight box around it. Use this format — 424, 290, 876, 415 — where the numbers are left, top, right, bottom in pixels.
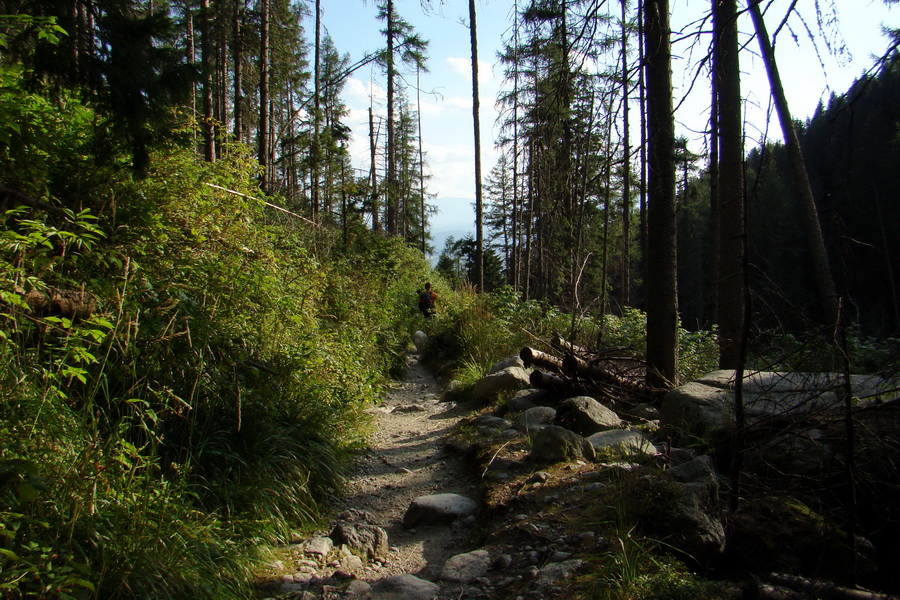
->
256, 350, 493, 599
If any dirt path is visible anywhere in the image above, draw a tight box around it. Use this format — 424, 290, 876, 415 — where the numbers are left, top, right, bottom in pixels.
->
336, 350, 480, 583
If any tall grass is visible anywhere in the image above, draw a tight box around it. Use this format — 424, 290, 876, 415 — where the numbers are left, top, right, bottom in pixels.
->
1, 137, 429, 598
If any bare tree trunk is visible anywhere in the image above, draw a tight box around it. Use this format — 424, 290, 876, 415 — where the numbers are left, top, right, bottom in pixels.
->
747, 0, 852, 568
386, 0, 397, 234
621, 0, 632, 308
470, 0, 484, 290
417, 66, 426, 254
369, 106, 381, 232
233, 0, 243, 143
746, 0, 840, 334
643, 0, 678, 387
707, 71, 719, 327
311, 0, 321, 221
637, 0, 648, 310
714, 0, 745, 370
200, 0, 215, 162
258, 0, 270, 191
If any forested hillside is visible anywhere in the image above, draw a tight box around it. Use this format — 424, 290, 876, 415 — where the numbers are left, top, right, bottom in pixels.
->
675, 55, 900, 339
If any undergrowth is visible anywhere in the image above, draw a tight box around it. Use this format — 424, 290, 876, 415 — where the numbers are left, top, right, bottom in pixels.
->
0, 69, 429, 597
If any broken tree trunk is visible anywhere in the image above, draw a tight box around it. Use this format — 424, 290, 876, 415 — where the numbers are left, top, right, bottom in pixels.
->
520, 347, 564, 373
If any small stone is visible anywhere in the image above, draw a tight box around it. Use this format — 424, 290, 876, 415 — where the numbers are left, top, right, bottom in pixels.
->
527, 471, 551, 484
304, 536, 334, 557
441, 549, 492, 583
493, 554, 513, 569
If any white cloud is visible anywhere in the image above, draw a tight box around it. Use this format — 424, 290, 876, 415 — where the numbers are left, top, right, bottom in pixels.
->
445, 56, 495, 84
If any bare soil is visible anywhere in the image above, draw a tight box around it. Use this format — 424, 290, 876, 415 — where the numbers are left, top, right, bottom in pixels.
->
333, 350, 481, 582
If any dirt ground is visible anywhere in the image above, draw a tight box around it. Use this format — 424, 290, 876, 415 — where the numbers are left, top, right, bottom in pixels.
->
333, 350, 481, 582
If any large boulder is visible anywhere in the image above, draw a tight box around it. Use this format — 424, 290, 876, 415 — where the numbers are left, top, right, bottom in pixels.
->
663, 370, 900, 445
403, 493, 478, 529
587, 429, 658, 458
656, 455, 726, 565
554, 396, 622, 436
529, 425, 596, 463
489, 354, 527, 374
472, 367, 531, 402
660, 380, 733, 444
514, 406, 557, 432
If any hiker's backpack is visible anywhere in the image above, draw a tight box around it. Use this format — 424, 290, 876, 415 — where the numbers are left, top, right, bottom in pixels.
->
418, 290, 434, 314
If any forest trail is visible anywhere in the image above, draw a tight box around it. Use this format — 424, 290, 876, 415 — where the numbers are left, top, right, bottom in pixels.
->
336, 350, 479, 581
260, 348, 483, 598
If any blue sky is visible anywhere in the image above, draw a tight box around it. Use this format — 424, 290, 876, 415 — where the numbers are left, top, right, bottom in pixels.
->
314, 0, 897, 254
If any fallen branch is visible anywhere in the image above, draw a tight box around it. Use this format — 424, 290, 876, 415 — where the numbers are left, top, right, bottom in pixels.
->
767, 573, 900, 600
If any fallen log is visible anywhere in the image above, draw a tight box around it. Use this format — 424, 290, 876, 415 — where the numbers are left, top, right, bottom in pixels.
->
528, 369, 567, 391
23, 287, 98, 320
767, 573, 899, 600
520, 347, 564, 373
562, 353, 648, 395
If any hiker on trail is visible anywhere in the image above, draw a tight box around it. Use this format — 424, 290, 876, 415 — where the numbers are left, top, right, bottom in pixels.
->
418, 282, 437, 318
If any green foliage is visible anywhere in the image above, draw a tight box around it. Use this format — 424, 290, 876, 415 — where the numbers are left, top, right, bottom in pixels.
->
0, 81, 429, 597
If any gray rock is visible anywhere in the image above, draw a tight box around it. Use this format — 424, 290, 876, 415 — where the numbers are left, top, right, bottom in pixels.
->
622, 403, 661, 421
514, 406, 557, 432
554, 396, 622, 436
508, 388, 552, 412
665, 370, 900, 445
370, 574, 440, 600
536, 559, 584, 587
403, 493, 478, 529
440, 549, 493, 583
472, 367, 531, 402
473, 415, 514, 430
659, 456, 726, 564
303, 536, 334, 557
527, 471, 551, 484
587, 429, 658, 458
490, 355, 526, 374
392, 404, 427, 413
329, 522, 389, 560
339, 552, 364, 573
345, 579, 372, 596
660, 381, 733, 443
529, 425, 596, 463
413, 330, 428, 353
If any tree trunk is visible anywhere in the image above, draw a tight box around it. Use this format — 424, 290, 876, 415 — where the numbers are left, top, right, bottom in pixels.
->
385, 0, 397, 234
369, 106, 381, 231
232, 0, 243, 143
469, 0, 484, 290
417, 66, 426, 254
311, 0, 321, 221
643, 0, 678, 387
621, 0, 632, 308
714, 0, 745, 370
258, 0, 270, 191
746, 0, 840, 334
706, 70, 719, 327
200, 0, 215, 162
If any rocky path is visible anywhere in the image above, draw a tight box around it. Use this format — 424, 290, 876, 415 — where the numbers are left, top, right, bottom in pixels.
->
336, 351, 479, 582
261, 349, 484, 599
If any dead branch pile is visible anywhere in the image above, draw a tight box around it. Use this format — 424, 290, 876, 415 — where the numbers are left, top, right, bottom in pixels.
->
519, 335, 668, 407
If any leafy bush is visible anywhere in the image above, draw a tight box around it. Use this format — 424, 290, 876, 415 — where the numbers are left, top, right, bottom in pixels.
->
0, 101, 430, 597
